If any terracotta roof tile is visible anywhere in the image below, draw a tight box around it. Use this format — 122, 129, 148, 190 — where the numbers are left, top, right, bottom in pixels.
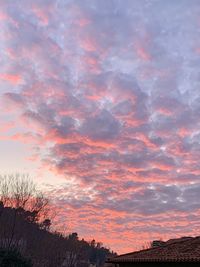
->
108, 236, 200, 263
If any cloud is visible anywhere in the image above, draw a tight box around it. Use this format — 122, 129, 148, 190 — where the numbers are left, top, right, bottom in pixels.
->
1, 0, 200, 253
81, 110, 120, 140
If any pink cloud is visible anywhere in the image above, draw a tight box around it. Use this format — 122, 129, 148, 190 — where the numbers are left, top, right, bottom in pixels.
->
135, 44, 152, 61
32, 7, 49, 26
1, 0, 200, 255
0, 10, 8, 21
80, 36, 98, 52
0, 73, 23, 85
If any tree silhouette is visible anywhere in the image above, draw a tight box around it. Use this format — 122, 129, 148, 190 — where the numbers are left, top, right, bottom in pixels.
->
0, 248, 32, 267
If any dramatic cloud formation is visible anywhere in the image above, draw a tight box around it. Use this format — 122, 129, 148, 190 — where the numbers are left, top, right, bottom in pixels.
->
1, 0, 200, 253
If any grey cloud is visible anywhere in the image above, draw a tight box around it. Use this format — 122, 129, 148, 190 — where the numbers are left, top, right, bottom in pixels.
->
106, 183, 200, 215
112, 100, 134, 116
3, 93, 25, 106
81, 110, 120, 140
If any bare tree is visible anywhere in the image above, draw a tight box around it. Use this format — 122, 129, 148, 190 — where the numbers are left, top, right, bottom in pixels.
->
0, 175, 12, 208
0, 173, 49, 250
0, 174, 49, 217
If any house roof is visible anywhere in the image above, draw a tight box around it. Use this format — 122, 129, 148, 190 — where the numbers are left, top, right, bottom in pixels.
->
108, 236, 200, 263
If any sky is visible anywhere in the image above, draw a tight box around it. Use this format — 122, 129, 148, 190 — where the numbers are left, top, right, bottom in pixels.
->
1, 0, 200, 254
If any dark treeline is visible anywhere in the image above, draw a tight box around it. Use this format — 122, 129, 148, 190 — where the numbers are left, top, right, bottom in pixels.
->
0, 174, 116, 267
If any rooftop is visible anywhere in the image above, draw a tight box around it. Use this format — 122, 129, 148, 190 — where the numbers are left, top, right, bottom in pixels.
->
108, 236, 200, 263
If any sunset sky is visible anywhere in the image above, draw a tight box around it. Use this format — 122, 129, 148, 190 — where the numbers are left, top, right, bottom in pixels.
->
1, 0, 200, 254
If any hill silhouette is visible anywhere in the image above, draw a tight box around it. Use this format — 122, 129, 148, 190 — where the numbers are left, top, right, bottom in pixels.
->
0, 174, 116, 267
